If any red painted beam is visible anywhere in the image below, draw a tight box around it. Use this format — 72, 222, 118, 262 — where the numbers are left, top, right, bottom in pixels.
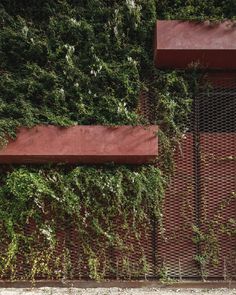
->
154, 20, 236, 69
0, 125, 158, 164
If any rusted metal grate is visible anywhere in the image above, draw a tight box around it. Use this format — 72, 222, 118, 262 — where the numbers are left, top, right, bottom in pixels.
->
197, 74, 236, 279
157, 72, 236, 279
156, 133, 199, 278
139, 89, 156, 124
2, 73, 236, 281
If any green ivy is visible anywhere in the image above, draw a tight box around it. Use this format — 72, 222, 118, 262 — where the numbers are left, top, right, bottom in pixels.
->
0, 0, 206, 141
0, 164, 165, 279
0, 0, 234, 280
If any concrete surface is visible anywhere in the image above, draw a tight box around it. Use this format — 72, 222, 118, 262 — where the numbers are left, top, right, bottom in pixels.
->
0, 288, 236, 295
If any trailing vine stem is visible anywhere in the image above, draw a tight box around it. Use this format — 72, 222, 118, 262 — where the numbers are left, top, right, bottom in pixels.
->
0, 0, 233, 280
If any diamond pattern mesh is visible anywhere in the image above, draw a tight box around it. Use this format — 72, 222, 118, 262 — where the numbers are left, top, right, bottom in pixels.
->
2, 73, 236, 280
197, 74, 236, 279
157, 73, 236, 279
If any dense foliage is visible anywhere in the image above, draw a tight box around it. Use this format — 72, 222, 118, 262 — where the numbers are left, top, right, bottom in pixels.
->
0, 0, 217, 141
0, 165, 165, 279
0, 0, 234, 280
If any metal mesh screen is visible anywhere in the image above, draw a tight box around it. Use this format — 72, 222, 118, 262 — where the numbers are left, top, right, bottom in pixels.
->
157, 72, 236, 279
197, 74, 236, 279
156, 133, 199, 278
67, 217, 156, 280
3, 73, 236, 280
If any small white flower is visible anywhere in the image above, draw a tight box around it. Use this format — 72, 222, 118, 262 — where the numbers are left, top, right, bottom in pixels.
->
126, 0, 135, 9
98, 65, 102, 72
70, 18, 81, 27
22, 25, 29, 37
114, 26, 118, 36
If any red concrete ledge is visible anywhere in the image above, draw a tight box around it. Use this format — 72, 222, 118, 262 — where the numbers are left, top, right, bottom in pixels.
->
154, 20, 236, 69
0, 125, 158, 164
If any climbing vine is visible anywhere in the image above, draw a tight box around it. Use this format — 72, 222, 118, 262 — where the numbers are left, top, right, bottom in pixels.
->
0, 0, 235, 280
192, 191, 236, 280
0, 164, 165, 280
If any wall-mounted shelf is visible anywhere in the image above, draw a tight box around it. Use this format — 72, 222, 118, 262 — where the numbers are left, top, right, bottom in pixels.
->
0, 125, 158, 164
154, 20, 236, 69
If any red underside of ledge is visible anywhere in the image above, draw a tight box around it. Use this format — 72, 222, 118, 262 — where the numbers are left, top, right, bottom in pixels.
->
0, 125, 158, 164
154, 20, 236, 69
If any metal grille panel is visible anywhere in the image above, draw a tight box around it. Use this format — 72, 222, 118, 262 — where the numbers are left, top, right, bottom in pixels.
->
2, 73, 236, 280
197, 75, 236, 279
157, 73, 236, 279
156, 134, 199, 278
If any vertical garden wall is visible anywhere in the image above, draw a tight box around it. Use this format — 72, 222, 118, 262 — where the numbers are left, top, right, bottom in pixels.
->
0, 0, 235, 280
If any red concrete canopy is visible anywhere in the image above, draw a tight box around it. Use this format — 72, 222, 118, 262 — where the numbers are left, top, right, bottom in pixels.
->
154, 20, 236, 69
0, 125, 158, 164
